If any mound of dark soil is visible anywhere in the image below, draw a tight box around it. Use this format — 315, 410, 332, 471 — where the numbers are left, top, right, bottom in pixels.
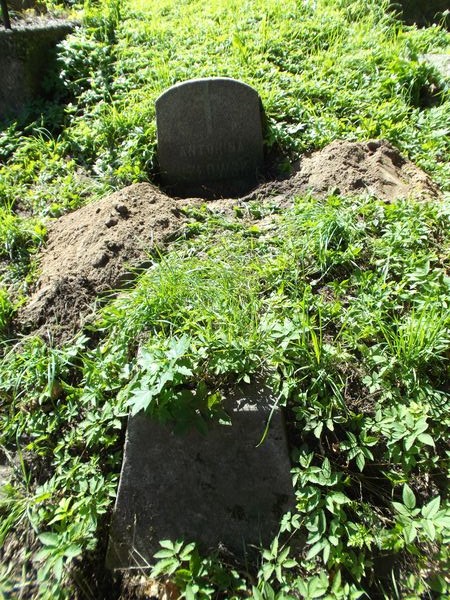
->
18, 140, 441, 342
19, 183, 190, 340
247, 139, 441, 203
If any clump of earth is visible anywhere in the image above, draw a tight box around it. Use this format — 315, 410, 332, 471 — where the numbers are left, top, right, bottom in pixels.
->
19, 187, 189, 340
18, 139, 442, 342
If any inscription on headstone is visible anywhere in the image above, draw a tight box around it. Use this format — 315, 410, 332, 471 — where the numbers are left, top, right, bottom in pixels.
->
106, 383, 295, 569
156, 77, 264, 198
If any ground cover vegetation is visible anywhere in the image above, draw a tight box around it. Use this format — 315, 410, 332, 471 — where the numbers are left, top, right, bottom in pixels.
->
0, 0, 449, 598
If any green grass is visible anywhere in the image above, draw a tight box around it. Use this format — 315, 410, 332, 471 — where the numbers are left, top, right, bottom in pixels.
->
0, 0, 450, 598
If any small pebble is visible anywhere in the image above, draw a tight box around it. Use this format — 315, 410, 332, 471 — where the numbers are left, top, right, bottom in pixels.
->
115, 203, 130, 217
92, 253, 109, 268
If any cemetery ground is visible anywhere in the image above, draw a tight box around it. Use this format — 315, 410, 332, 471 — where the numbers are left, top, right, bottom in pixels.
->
0, 0, 449, 598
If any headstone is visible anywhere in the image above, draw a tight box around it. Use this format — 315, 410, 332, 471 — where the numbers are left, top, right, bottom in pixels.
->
0, 22, 75, 120
155, 78, 264, 198
106, 383, 295, 569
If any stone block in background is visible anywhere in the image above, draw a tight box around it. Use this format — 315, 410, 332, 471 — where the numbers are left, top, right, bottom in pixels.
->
0, 21, 75, 120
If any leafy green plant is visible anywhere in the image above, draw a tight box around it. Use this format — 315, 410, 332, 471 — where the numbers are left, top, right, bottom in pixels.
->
152, 540, 247, 599
0, 0, 449, 598
35, 531, 82, 585
378, 305, 450, 373
125, 335, 195, 416
259, 537, 298, 586
0, 288, 13, 338
391, 485, 450, 548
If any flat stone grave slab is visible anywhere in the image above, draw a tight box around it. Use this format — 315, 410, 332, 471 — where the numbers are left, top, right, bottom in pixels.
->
106, 383, 295, 569
155, 77, 264, 198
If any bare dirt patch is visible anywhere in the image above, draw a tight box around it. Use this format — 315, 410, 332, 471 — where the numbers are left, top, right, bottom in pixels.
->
18, 183, 191, 341
245, 139, 441, 203
17, 140, 442, 342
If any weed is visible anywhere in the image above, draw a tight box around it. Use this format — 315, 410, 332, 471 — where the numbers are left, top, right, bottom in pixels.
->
0, 0, 449, 597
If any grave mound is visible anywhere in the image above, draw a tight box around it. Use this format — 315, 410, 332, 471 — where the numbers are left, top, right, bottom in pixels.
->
18, 183, 188, 341
246, 139, 441, 204
17, 140, 441, 342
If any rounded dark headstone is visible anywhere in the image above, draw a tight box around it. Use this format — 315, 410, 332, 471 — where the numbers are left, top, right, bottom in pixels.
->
156, 77, 264, 198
